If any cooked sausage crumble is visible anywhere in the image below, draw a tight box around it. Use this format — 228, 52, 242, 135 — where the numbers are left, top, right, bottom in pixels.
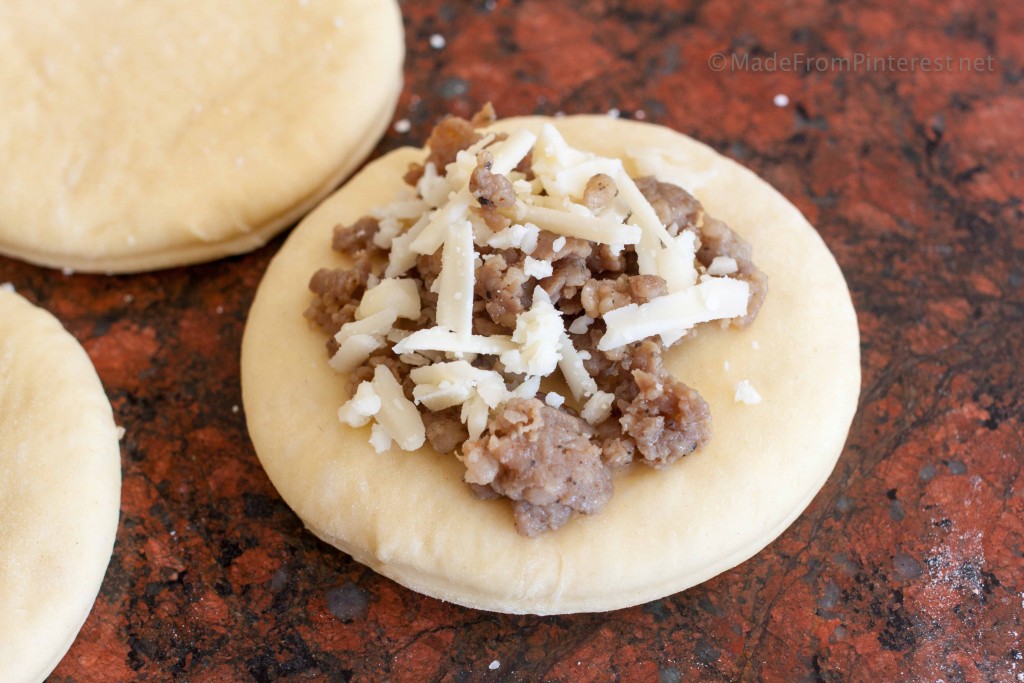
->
306, 109, 766, 536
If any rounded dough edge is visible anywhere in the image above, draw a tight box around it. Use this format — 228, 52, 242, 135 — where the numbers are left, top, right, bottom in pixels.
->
0, 0, 404, 273
0, 289, 122, 681
241, 115, 861, 614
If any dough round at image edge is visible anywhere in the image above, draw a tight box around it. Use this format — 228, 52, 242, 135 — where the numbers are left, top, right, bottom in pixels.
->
0, 289, 121, 682
241, 116, 861, 614
0, 0, 404, 272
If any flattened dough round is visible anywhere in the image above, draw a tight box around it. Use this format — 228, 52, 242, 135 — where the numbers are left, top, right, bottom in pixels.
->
0, 289, 121, 681
241, 116, 861, 614
0, 0, 403, 272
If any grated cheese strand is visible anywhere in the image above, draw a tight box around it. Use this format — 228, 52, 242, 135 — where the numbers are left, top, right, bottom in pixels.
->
386, 214, 430, 278
371, 366, 426, 451
410, 187, 474, 255
356, 278, 421, 320
519, 204, 641, 245
557, 332, 597, 401
489, 129, 537, 175
615, 171, 694, 280
435, 219, 475, 337
599, 278, 750, 350
393, 328, 516, 356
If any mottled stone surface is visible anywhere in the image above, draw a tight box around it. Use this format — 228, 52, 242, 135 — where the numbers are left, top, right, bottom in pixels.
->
2, 0, 1018, 680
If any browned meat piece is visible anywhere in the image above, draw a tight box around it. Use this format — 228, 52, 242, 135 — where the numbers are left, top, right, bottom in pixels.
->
403, 162, 425, 187
574, 337, 710, 468
514, 149, 534, 179
620, 369, 712, 468
577, 336, 658, 397
470, 150, 516, 209
471, 305, 509, 336
594, 419, 635, 469
697, 217, 768, 327
423, 407, 468, 454
331, 217, 381, 256
539, 255, 591, 306
586, 340, 711, 469
583, 173, 618, 214
304, 263, 372, 340
531, 231, 592, 262
513, 501, 571, 537
588, 244, 626, 276
470, 102, 497, 127
461, 398, 613, 537
629, 274, 668, 300
416, 250, 444, 292
425, 116, 481, 173
475, 253, 529, 329
580, 274, 668, 318
470, 205, 512, 233
635, 176, 702, 235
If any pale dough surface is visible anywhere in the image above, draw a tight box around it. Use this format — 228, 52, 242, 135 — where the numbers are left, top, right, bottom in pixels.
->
0, 289, 121, 681
241, 116, 861, 614
0, 0, 403, 272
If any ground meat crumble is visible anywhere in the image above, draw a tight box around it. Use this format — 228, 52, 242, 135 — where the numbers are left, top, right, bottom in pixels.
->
306, 109, 767, 536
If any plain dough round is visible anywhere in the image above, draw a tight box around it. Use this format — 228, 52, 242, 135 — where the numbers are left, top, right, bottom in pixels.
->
0, 0, 404, 273
241, 116, 861, 614
0, 289, 121, 682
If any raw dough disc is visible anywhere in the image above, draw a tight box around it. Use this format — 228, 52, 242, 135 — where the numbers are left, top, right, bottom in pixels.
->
0, 289, 121, 681
241, 116, 861, 614
0, 0, 404, 272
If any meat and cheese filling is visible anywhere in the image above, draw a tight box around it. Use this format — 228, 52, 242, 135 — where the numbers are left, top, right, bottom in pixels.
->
305, 108, 767, 537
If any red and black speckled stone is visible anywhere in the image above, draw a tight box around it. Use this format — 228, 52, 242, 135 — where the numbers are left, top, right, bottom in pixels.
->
2, 0, 1018, 680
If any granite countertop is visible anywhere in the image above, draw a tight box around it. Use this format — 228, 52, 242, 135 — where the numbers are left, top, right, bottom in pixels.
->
5, 0, 1020, 680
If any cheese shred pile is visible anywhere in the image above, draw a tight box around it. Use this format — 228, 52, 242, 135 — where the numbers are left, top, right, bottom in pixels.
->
329, 124, 751, 452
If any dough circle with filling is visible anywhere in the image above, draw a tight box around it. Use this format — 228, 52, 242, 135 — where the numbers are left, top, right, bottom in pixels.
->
0, 289, 121, 681
0, 0, 404, 272
241, 116, 861, 614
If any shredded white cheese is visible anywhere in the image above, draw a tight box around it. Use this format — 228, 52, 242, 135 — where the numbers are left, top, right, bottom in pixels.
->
461, 395, 490, 440
393, 328, 515, 356
435, 219, 475, 337
370, 365, 426, 451
385, 214, 430, 278
325, 120, 760, 460
329, 309, 398, 372
599, 278, 750, 350
567, 315, 594, 335
523, 256, 553, 280
329, 334, 385, 373
338, 381, 382, 427
410, 361, 507, 411
558, 332, 597, 401
544, 392, 566, 408
356, 278, 421, 320
369, 423, 393, 453
581, 391, 615, 425
734, 379, 762, 405
410, 188, 474, 255
500, 288, 564, 376
707, 256, 738, 276
520, 204, 641, 245
487, 222, 540, 253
